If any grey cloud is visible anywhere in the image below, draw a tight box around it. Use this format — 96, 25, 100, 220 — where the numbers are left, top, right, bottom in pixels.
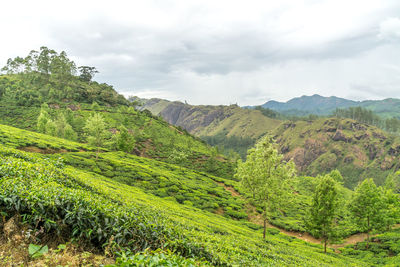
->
6, 0, 399, 105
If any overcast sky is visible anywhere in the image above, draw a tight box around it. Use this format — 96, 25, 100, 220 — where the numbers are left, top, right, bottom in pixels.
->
1, 0, 400, 105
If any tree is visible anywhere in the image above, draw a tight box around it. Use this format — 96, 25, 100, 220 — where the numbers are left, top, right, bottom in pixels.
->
37, 46, 57, 75
349, 178, 385, 248
385, 171, 400, 194
64, 124, 77, 141
113, 125, 135, 153
329, 169, 343, 184
45, 119, 56, 136
84, 113, 107, 159
78, 66, 98, 82
235, 135, 296, 239
91, 101, 100, 111
307, 174, 339, 253
55, 113, 68, 138
168, 149, 189, 172
37, 108, 50, 133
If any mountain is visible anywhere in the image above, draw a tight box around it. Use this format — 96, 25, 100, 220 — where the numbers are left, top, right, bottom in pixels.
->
260, 94, 359, 115
139, 98, 281, 157
273, 117, 400, 189
257, 94, 400, 118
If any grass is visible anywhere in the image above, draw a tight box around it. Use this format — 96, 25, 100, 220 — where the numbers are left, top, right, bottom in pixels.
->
340, 228, 400, 266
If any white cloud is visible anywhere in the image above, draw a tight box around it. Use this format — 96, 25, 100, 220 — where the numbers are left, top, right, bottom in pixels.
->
379, 17, 400, 40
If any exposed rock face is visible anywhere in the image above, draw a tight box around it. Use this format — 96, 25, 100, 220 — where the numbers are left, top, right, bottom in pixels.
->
285, 138, 326, 171
159, 103, 232, 133
388, 145, 400, 156
332, 130, 352, 143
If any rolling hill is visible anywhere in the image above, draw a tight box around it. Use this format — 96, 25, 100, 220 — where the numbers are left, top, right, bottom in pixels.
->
273, 117, 400, 189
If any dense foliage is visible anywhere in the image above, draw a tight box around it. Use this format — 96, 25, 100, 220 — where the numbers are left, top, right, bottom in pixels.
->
236, 135, 296, 238
0, 47, 128, 106
334, 106, 400, 134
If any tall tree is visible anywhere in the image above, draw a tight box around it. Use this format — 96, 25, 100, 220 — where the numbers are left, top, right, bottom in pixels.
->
349, 178, 384, 248
37, 111, 49, 133
78, 66, 98, 82
307, 174, 339, 253
235, 135, 296, 239
84, 113, 107, 159
113, 125, 135, 153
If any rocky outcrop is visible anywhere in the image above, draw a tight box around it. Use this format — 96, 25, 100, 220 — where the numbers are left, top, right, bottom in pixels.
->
332, 130, 352, 143
274, 117, 400, 188
159, 103, 232, 132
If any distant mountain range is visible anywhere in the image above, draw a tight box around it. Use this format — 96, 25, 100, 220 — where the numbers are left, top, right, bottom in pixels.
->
249, 94, 400, 118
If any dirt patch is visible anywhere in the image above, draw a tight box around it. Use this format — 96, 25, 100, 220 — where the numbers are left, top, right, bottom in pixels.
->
216, 182, 240, 197
0, 216, 114, 266
215, 207, 224, 215
18, 146, 68, 154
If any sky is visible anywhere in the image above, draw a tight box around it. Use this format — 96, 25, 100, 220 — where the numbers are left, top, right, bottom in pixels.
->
1, 0, 400, 106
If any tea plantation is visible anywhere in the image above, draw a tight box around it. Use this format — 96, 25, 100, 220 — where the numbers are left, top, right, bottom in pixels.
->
0, 124, 371, 266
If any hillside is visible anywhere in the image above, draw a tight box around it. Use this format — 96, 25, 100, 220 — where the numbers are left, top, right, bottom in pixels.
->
139, 98, 281, 157
0, 123, 370, 266
0, 48, 236, 178
273, 117, 400, 188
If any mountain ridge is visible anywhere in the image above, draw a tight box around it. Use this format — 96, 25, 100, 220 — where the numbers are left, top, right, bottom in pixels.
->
253, 94, 400, 117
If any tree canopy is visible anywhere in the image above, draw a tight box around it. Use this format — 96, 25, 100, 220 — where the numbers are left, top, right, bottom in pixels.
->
235, 135, 296, 239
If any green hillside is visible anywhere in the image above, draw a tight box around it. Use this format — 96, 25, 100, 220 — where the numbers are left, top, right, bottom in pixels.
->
0, 125, 368, 266
273, 117, 400, 189
139, 98, 281, 157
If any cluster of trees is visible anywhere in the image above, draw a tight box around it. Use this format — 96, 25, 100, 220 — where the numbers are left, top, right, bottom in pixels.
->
0, 47, 128, 106
36, 104, 135, 157
37, 103, 77, 141
309, 174, 400, 252
1, 46, 96, 82
236, 136, 400, 253
334, 107, 400, 133
201, 132, 253, 160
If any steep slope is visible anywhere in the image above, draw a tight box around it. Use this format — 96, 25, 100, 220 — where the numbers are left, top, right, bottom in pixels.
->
0, 48, 237, 178
140, 98, 281, 157
141, 98, 281, 138
0, 82, 236, 179
273, 117, 400, 188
